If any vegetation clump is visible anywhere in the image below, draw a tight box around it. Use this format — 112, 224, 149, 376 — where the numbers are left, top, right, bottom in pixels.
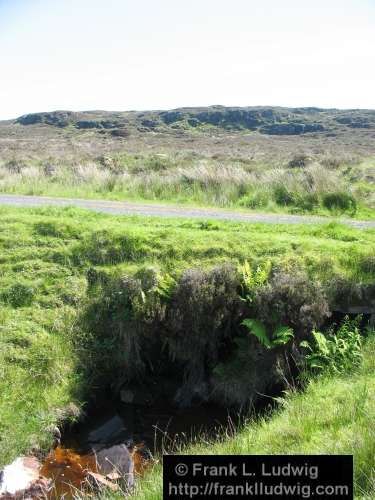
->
166, 265, 240, 405
253, 271, 330, 338
322, 191, 357, 215
78, 262, 337, 409
301, 316, 363, 375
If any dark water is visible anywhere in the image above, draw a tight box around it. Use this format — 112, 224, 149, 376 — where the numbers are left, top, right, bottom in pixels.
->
41, 401, 239, 498
126, 402, 238, 451
65, 401, 238, 453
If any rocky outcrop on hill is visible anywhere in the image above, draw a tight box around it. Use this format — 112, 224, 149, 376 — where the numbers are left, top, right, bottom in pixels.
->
334, 116, 374, 129
159, 107, 278, 130
259, 122, 325, 135
14, 106, 375, 136
76, 120, 123, 129
16, 111, 77, 127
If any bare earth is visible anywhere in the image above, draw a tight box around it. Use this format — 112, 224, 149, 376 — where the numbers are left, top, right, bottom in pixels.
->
0, 194, 374, 229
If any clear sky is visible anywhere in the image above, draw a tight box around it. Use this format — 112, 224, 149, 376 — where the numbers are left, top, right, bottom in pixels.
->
0, 0, 374, 119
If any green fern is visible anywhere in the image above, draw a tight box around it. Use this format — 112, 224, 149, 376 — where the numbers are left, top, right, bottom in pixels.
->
301, 316, 363, 374
242, 318, 294, 349
272, 325, 294, 345
239, 260, 271, 303
242, 318, 271, 348
156, 272, 176, 300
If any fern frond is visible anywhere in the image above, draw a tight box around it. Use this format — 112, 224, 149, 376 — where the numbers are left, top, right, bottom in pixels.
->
242, 318, 271, 348
272, 325, 294, 346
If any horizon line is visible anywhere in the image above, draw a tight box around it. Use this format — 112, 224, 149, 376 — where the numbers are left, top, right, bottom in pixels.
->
2, 103, 375, 122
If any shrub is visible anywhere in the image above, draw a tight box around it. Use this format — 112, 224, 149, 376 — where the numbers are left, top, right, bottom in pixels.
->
327, 278, 375, 310
301, 316, 363, 375
86, 267, 111, 290
288, 154, 311, 168
167, 264, 240, 404
293, 192, 319, 211
78, 274, 149, 388
5, 159, 26, 174
254, 271, 330, 339
322, 191, 357, 214
273, 185, 294, 206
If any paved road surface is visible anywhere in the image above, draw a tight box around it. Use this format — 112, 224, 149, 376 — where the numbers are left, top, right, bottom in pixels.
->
0, 194, 374, 229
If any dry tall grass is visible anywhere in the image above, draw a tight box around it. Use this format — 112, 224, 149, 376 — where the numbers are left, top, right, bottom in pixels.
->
0, 154, 372, 214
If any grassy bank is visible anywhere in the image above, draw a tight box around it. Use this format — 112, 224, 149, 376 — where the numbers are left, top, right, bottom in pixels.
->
129, 335, 375, 500
0, 206, 374, 467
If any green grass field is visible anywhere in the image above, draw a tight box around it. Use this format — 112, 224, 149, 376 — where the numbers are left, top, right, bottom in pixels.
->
0, 205, 374, 497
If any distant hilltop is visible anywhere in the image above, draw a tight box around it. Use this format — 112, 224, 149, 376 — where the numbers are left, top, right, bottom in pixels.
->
12, 105, 375, 136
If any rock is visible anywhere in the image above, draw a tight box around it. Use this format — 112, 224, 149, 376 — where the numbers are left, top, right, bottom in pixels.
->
76, 119, 121, 130
260, 122, 324, 135
76, 120, 101, 129
16, 111, 76, 127
141, 119, 158, 129
0, 477, 50, 499
334, 116, 373, 128
94, 444, 134, 487
160, 111, 185, 124
0, 457, 50, 498
87, 415, 128, 451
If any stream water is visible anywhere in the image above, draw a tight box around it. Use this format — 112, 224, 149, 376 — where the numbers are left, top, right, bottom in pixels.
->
40, 401, 239, 498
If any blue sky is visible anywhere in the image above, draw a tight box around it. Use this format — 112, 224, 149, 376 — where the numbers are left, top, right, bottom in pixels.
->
0, 0, 374, 119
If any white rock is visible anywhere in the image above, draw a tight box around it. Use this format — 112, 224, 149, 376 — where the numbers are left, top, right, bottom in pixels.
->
0, 457, 41, 495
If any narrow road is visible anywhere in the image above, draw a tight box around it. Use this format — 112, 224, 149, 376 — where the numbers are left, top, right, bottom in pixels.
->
0, 194, 374, 229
